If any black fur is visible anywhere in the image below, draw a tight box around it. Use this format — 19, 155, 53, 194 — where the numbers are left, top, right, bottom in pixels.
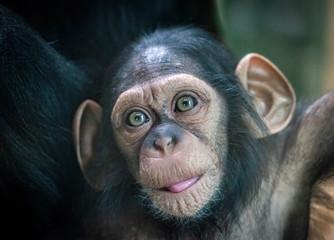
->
0, 6, 87, 238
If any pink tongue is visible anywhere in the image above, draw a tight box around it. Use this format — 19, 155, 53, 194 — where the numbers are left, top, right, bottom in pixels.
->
166, 177, 199, 193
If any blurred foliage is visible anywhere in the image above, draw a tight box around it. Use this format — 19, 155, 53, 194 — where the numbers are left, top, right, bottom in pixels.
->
215, 0, 327, 99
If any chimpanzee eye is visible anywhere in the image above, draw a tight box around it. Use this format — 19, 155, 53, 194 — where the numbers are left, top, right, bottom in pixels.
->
127, 111, 149, 126
175, 96, 197, 112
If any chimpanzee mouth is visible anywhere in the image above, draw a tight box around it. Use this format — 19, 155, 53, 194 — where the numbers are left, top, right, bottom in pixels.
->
160, 176, 201, 193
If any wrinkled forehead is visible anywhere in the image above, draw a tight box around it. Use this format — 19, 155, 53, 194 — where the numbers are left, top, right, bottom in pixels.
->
116, 73, 214, 100
111, 73, 218, 117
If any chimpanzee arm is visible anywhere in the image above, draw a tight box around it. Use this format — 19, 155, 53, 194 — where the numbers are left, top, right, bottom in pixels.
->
268, 90, 334, 239
0, 5, 87, 238
284, 89, 334, 182
296, 90, 334, 240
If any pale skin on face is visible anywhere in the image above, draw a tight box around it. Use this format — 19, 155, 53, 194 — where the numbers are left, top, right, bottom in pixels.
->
111, 73, 228, 217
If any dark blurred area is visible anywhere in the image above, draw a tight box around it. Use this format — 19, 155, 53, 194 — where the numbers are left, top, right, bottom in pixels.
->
216, 0, 333, 99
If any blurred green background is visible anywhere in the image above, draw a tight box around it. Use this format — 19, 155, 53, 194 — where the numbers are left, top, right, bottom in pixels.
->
214, 0, 333, 99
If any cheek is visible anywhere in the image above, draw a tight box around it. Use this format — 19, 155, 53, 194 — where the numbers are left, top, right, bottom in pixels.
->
112, 120, 151, 159
113, 132, 142, 176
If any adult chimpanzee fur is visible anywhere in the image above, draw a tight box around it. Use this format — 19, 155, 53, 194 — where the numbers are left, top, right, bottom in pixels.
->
1, 1, 334, 240
0, 6, 87, 238
0, 0, 217, 238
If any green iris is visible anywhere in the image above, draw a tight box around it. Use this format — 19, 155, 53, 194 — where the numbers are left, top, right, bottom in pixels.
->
128, 111, 148, 126
176, 96, 196, 112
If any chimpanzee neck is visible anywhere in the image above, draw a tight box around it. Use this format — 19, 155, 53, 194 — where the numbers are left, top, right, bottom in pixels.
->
231, 131, 312, 240
229, 157, 312, 240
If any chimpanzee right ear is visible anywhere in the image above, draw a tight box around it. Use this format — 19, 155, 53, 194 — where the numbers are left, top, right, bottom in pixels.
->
73, 100, 103, 190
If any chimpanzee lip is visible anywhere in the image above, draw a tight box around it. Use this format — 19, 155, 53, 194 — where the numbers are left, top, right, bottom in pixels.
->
159, 175, 202, 193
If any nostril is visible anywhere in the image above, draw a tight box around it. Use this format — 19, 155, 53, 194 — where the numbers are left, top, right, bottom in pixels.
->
167, 136, 177, 146
154, 137, 174, 151
153, 139, 160, 150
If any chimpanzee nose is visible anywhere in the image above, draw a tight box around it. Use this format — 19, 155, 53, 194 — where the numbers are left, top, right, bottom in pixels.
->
143, 122, 183, 155
153, 135, 176, 152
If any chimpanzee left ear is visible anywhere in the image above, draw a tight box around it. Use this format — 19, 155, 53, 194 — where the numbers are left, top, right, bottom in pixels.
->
236, 53, 296, 137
